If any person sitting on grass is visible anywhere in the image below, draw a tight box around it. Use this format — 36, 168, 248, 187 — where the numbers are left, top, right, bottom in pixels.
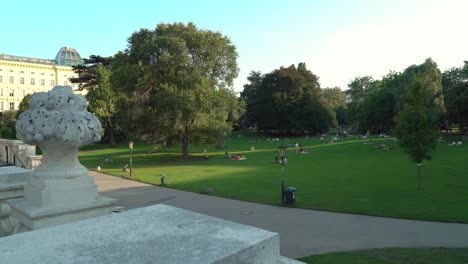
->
224, 152, 231, 159
274, 157, 279, 163
104, 156, 113, 162
299, 148, 309, 154
122, 164, 129, 172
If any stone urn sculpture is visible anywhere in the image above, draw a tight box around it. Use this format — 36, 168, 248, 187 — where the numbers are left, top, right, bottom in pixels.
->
8, 86, 115, 231
16, 86, 102, 179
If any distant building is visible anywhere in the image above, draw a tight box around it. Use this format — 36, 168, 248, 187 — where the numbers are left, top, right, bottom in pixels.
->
0, 47, 83, 111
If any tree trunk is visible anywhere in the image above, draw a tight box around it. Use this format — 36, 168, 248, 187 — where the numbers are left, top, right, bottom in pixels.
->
107, 119, 116, 146
180, 125, 190, 160
417, 163, 421, 191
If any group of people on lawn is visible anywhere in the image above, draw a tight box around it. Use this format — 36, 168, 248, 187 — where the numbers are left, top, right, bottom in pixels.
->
224, 152, 246, 160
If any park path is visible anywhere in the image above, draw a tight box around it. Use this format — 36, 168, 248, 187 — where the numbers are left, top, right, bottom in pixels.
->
91, 171, 468, 259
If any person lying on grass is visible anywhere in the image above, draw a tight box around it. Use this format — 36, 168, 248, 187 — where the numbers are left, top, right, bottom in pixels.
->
232, 154, 247, 160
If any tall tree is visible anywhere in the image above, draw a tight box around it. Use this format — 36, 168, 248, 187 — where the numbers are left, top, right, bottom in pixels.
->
394, 59, 444, 190
253, 63, 334, 133
346, 76, 379, 132
112, 22, 241, 159
240, 71, 262, 130
360, 72, 399, 133
86, 63, 118, 145
70, 55, 113, 91
322, 87, 347, 126
442, 61, 468, 133
322, 87, 346, 110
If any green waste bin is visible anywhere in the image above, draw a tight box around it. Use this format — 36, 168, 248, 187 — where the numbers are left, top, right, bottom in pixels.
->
284, 187, 296, 204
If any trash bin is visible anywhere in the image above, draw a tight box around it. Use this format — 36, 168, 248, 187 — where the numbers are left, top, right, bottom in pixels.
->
284, 187, 296, 204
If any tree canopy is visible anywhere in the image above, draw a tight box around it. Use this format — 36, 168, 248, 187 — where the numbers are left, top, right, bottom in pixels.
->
442, 61, 468, 133
394, 59, 444, 189
111, 22, 242, 159
242, 63, 334, 134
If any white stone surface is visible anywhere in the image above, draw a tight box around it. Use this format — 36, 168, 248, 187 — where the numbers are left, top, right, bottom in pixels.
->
0, 204, 281, 264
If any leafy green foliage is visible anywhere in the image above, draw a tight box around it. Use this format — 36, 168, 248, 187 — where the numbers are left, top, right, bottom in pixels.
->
394, 59, 444, 190
442, 61, 468, 133
70, 55, 113, 91
395, 59, 444, 164
395, 78, 439, 164
346, 76, 378, 131
16, 94, 32, 119
85, 63, 118, 145
244, 63, 334, 133
0, 110, 17, 139
111, 22, 242, 159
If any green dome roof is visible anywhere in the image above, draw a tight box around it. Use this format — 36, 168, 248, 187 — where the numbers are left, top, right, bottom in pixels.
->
55, 47, 83, 66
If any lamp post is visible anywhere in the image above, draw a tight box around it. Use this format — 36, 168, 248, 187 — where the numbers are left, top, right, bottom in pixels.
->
129, 141, 134, 178
278, 145, 287, 204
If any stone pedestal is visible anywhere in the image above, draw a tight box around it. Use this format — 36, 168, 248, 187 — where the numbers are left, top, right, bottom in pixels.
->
0, 204, 304, 264
7, 174, 115, 230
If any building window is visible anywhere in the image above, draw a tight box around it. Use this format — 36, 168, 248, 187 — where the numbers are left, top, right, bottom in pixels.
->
20, 71, 24, 73
31, 78, 35, 85
41, 73, 45, 75
9, 102, 14, 110
0, 76, 2, 83
64, 81, 68, 86
0, 88, 3, 96
9, 76, 14, 84
20, 77, 25, 84
50, 80, 54, 86
31, 72, 35, 74
41, 79, 45, 86
9, 89, 14, 97
0, 102, 3, 111
21, 90, 25, 98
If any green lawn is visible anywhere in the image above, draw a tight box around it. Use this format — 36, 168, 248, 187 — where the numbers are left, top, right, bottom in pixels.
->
79, 133, 468, 223
298, 248, 468, 264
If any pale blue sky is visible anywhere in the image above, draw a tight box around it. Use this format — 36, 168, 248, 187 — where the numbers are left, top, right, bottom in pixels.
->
2, 0, 467, 92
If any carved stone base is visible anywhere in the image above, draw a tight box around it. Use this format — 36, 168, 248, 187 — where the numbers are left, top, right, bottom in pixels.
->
7, 173, 115, 231
8, 195, 115, 231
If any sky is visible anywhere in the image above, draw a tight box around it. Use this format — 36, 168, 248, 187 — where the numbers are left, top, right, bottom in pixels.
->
2, 0, 468, 93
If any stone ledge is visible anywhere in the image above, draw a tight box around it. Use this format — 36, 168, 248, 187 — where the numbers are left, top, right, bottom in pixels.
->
0, 204, 280, 264
8, 195, 115, 230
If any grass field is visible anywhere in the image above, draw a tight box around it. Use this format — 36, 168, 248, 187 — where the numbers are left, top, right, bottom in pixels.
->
298, 248, 468, 264
79, 133, 468, 223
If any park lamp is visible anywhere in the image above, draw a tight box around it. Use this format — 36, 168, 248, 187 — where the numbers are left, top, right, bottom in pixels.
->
129, 141, 134, 178
278, 144, 287, 204
278, 145, 287, 161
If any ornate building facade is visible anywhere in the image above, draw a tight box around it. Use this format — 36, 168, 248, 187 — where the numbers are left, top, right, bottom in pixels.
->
0, 47, 83, 111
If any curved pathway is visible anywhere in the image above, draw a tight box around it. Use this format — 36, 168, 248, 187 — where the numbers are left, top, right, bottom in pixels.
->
91, 171, 468, 259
